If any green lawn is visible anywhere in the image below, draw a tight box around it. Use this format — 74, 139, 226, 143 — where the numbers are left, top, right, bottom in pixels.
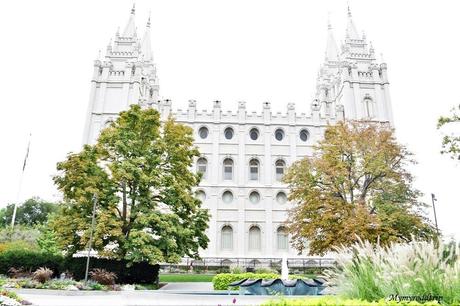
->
159, 273, 215, 282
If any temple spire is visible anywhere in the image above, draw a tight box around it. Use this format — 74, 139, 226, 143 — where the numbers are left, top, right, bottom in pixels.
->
346, 5, 360, 39
325, 20, 339, 62
122, 4, 136, 37
141, 13, 153, 61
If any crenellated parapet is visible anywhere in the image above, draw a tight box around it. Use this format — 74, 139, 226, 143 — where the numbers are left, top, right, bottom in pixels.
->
158, 99, 344, 126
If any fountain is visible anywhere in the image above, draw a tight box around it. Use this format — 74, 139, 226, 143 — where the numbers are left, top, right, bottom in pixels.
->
228, 257, 327, 296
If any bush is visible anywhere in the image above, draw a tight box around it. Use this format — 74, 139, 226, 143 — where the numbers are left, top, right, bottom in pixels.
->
0, 226, 40, 246
0, 249, 63, 277
229, 264, 244, 274
32, 267, 53, 283
0, 240, 38, 253
325, 239, 460, 305
262, 297, 442, 306
212, 273, 279, 290
0, 248, 159, 284
65, 257, 159, 284
89, 268, 117, 285
255, 267, 277, 274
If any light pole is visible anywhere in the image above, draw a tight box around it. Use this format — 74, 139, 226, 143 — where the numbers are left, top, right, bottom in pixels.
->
431, 193, 439, 235
84, 195, 98, 284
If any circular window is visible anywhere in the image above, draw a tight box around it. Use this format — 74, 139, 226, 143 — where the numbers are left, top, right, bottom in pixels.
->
249, 191, 261, 204
275, 129, 284, 141
222, 191, 234, 204
299, 129, 309, 142
276, 192, 287, 204
196, 190, 206, 202
198, 127, 209, 139
224, 127, 234, 140
249, 128, 259, 141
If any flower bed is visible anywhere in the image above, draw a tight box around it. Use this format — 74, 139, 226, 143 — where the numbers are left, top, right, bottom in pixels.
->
0, 289, 29, 305
0, 276, 157, 291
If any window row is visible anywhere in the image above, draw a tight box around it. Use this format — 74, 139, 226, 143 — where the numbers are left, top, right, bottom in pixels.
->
221, 225, 289, 251
198, 126, 310, 142
195, 189, 288, 205
197, 158, 286, 181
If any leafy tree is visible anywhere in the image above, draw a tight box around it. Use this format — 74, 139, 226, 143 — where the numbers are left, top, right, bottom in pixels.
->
36, 223, 61, 255
437, 104, 460, 160
50, 105, 209, 264
0, 197, 58, 227
284, 121, 435, 255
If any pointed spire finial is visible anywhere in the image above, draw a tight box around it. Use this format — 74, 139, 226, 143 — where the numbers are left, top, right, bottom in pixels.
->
347, 1, 352, 17
147, 11, 151, 28
131, 3, 136, 15
327, 12, 332, 30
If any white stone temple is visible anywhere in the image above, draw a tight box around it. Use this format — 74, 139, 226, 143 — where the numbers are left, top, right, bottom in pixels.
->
83, 5, 394, 260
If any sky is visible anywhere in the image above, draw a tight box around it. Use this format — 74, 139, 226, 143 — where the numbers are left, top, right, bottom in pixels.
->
0, 0, 459, 241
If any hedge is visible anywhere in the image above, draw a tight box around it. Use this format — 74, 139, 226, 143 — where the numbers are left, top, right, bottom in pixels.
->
0, 249, 63, 277
0, 249, 159, 284
65, 257, 159, 284
212, 273, 279, 290
262, 297, 441, 306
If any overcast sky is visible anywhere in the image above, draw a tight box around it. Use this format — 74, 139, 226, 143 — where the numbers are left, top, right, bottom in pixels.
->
0, 0, 459, 241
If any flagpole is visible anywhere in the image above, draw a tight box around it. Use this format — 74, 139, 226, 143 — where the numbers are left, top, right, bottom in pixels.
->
11, 133, 31, 229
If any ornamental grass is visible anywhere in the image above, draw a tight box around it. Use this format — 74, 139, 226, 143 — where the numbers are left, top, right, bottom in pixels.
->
324, 238, 460, 305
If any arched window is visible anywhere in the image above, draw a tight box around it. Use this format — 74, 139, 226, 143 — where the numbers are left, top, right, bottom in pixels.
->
222, 190, 234, 204
223, 158, 234, 180
249, 191, 260, 204
276, 192, 287, 204
197, 158, 208, 179
249, 159, 259, 181
275, 160, 286, 181
221, 226, 233, 250
277, 227, 289, 251
195, 190, 206, 202
364, 97, 374, 118
248, 226, 261, 251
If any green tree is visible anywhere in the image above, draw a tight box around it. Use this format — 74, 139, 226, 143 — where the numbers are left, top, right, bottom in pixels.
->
36, 223, 61, 255
51, 105, 209, 264
437, 104, 460, 160
0, 197, 58, 227
284, 121, 435, 255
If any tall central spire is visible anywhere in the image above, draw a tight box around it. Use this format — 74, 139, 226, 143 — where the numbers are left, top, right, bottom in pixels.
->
325, 20, 339, 62
346, 5, 360, 39
122, 4, 136, 37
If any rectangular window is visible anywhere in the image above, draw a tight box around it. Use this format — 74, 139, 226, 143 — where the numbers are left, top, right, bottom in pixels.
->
276, 168, 284, 181
198, 165, 207, 177
250, 167, 258, 180
224, 166, 233, 180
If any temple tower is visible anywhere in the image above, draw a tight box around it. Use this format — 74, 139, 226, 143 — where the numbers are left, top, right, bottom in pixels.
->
83, 5, 160, 144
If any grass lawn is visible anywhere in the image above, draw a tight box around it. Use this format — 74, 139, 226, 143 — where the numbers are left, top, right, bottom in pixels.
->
159, 273, 215, 282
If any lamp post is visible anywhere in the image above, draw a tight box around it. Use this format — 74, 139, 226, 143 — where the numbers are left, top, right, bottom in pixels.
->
431, 193, 439, 235
84, 195, 98, 284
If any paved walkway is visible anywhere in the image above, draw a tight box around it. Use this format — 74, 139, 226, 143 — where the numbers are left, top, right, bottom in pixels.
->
15, 289, 280, 306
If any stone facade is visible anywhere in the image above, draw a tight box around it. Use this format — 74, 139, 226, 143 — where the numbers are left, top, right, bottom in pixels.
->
83, 5, 394, 259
